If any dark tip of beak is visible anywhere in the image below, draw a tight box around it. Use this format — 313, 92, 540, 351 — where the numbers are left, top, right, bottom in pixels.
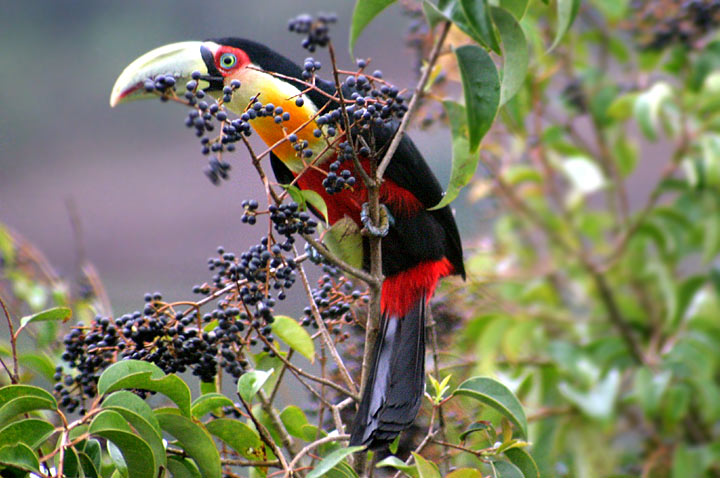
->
200, 45, 225, 91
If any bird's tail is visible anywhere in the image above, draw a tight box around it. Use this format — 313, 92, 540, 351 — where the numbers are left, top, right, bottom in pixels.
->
349, 294, 426, 449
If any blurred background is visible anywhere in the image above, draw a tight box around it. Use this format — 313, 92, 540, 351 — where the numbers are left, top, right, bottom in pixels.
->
0, 0, 475, 310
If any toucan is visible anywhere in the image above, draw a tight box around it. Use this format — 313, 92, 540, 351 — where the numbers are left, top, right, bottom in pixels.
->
110, 38, 464, 449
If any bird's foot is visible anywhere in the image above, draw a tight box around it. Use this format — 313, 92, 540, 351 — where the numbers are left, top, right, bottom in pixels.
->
360, 202, 394, 238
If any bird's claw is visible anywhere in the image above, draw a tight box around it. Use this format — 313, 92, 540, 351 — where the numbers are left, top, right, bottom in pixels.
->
360, 203, 393, 238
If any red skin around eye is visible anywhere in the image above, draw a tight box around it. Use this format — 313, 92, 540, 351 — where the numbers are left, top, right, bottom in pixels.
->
214, 46, 250, 74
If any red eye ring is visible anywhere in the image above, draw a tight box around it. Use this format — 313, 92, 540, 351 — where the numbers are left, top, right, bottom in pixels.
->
214, 47, 249, 73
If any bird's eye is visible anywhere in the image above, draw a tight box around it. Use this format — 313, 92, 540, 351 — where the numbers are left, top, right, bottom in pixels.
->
219, 53, 237, 69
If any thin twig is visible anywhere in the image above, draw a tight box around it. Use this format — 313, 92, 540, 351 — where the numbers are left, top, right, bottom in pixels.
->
376, 21, 451, 180
284, 434, 351, 478
0, 296, 18, 383
296, 254, 358, 396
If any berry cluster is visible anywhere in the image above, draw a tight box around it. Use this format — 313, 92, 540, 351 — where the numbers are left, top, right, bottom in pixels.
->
631, 0, 720, 50
302, 273, 367, 343
302, 57, 323, 80
322, 159, 356, 194
269, 202, 318, 237
288, 12, 337, 52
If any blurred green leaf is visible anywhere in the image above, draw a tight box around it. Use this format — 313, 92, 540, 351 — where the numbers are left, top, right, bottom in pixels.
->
459, 0, 500, 53
549, 0, 581, 51
349, 0, 396, 54
430, 101, 477, 210
505, 447, 540, 478
492, 6, 529, 107
272, 315, 315, 362
413, 452, 441, 478
455, 45, 501, 152
634, 82, 672, 140
492, 460, 524, 478
376, 456, 419, 478
446, 469, 483, 478
301, 189, 329, 225
454, 377, 528, 438
499, 0, 529, 19
558, 370, 621, 420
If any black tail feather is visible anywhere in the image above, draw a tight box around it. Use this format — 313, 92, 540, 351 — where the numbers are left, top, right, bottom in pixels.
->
349, 296, 426, 449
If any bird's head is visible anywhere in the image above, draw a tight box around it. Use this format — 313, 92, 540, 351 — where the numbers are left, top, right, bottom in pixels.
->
110, 38, 301, 107
110, 38, 327, 171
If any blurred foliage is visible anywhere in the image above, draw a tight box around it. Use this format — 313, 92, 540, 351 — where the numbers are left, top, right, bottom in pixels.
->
432, 0, 720, 476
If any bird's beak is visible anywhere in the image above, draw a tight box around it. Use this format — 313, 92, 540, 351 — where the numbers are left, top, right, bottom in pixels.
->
110, 41, 220, 107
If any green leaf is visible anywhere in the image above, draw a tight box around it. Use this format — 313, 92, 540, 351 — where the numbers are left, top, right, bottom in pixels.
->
492, 7, 529, 106
280, 405, 310, 439
102, 391, 162, 435
322, 217, 363, 269
206, 418, 266, 461
0, 384, 57, 425
453, 377, 528, 438
422, 0, 447, 28
18, 306, 71, 330
18, 352, 56, 381
634, 82, 672, 141
606, 92, 638, 121
562, 156, 606, 195
349, 0, 396, 54
272, 315, 315, 362
167, 456, 203, 478
300, 189, 329, 225
492, 460, 524, 478
505, 447, 540, 478
459, 0, 500, 53
413, 453, 441, 478
0, 443, 40, 474
0, 419, 55, 449
459, 420, 497, 442
168, 456, 203, 478
155, 409, 222, 478
90, 410, 157, 478
549, 0, 581, 51
0, 225, 15, 265
430, 101, 477, 210
499, 0, 529, 19
455, 45, 501, 152
558, 369, 621, 420
106, 440, 128, 478
237, 369, 274, 403
634, 368, 672, 418
376, 456, 419, 478
102, 404, 166, 469
97, 360, 192, 416
446, 469, 484, 478
77, 451, 101, 478
191, 393, 234, 419
200, 379, 218, 395
307, 446, 365, 478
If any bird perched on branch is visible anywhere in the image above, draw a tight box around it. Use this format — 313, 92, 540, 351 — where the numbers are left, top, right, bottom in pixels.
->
110, 37, 464, 449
